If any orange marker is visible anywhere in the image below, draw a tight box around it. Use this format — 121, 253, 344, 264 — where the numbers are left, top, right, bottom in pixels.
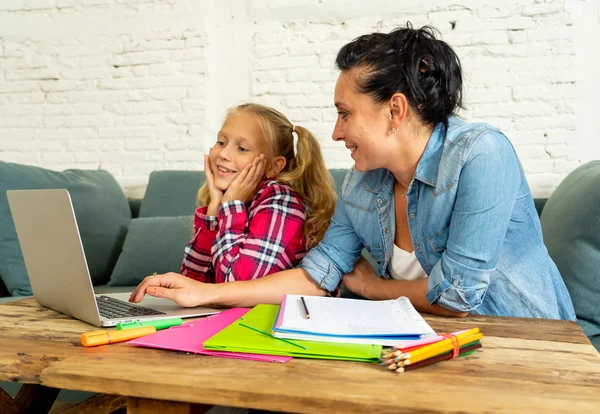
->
81, 326, 156, 347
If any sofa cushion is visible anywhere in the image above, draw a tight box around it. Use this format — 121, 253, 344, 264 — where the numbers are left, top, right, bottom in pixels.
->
329, 169, 348, 191
0, 161, 131, 296
541, 160, 600, 351
139, 171, 205, 217
108, 216, 194, 286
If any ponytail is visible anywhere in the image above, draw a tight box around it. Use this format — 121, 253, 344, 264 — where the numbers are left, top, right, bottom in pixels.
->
277, 125, 337, 249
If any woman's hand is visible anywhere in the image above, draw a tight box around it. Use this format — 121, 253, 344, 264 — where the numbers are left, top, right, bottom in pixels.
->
129, 272, 217, 307
221, 154, 266, 204
204, 154, 224, 215
342, 256, 382, 299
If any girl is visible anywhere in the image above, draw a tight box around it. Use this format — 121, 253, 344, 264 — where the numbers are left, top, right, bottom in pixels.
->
180, 103, 336, 284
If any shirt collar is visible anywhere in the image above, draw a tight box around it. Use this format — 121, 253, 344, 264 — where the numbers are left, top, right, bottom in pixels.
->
412, 120, 446, 188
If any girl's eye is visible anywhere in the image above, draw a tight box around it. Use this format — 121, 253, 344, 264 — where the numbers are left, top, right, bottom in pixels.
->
337, 111, 348, 120
216, 140, 225, 147
238, 147, 249, 152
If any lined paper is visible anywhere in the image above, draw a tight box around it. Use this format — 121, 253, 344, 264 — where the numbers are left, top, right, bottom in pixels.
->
277, 295, 435, 337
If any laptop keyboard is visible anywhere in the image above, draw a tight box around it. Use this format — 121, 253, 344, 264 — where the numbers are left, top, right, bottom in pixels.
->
96, 295, 166, 319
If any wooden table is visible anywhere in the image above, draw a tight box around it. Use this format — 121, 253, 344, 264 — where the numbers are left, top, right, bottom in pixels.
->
1, 298, 599, 414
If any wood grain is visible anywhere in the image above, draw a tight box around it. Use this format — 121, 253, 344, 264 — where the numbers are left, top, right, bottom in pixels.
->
126, 398, 209, 414
1, 298, 599, 414
0, 386, 20, 414
60, 394, 127, 413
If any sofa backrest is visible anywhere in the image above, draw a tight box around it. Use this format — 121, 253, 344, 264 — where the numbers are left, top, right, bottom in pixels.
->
0, 161, 131, 297
138, 171, 206, 218
540, 160, 600, 352
132, 168, 549, 218
137, 169, 351, 217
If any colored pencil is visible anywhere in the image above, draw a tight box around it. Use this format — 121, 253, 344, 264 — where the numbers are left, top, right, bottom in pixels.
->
381, 329, 478, 360
386, 328, 480, 361
382, 333, 480, 362
386, 340, 481, 370
384, 329, 474, 355
399, 333, 483, 365
395, 342, 483, 373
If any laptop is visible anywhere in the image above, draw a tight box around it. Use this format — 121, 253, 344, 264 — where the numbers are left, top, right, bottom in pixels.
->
7, 189, 221, 327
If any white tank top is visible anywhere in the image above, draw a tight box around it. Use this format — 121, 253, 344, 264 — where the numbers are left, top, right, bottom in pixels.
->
387, 244, 428, 281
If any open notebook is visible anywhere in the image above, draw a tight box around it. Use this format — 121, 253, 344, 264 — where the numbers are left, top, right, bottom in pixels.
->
272, 295, 436, 346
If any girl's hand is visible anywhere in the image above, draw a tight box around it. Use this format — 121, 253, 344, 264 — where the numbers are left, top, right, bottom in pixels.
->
204, 154, 224, 215
221, 154, 266, 204
342, 256, 382, 298
129, 272, 217, 307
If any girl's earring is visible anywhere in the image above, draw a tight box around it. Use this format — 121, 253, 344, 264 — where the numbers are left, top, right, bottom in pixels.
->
391, 127, 397, 134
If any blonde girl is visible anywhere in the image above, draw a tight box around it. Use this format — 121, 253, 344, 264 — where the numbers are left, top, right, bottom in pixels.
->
179, 103, 336, 284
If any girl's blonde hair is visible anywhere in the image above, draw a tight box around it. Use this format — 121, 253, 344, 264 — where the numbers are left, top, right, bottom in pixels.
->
198, 103, 337, 249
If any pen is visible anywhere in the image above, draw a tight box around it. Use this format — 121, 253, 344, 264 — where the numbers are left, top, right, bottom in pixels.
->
300, 296, 311, 319
81, 326, 156, 347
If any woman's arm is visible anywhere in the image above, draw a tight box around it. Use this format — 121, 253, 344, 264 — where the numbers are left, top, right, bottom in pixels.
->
342, 257, 467, 317
211, 267, 327, 307
425, 131, 521, 313
129, 267, 326, 308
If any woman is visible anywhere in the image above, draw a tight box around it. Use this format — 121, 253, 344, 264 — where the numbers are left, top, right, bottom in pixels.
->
130, 25, 575, 320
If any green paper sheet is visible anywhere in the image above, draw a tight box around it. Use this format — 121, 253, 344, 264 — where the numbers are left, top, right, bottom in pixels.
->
203, 304, 382, 363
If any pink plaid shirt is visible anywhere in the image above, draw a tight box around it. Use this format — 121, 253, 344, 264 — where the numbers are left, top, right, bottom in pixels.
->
181, 180, 307, 283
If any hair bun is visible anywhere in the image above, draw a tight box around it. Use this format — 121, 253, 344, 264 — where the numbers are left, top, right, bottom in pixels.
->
335, 23, 463, 125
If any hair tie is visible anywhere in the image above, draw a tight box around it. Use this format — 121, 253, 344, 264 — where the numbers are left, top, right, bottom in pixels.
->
291, 125, 299, 155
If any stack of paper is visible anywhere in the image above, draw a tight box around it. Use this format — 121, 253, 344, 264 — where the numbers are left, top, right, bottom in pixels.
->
272, 295, 436, 346
202, 304, 382, 363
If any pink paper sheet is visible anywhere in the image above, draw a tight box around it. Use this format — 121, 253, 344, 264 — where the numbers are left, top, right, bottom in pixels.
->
273, 294, 288, 329
128, 308, 291, 363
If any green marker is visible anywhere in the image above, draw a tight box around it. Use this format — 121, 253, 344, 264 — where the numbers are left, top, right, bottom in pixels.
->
116, 318, 184, 331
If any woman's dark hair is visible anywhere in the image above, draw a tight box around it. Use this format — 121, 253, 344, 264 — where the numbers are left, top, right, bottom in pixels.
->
335, 23, 463, 126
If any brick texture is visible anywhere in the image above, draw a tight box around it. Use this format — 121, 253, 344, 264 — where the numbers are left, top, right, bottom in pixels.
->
1, 0, 599, 196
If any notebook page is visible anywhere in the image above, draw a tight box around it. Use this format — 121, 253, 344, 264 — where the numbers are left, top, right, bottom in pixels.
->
278, 295, 434, 337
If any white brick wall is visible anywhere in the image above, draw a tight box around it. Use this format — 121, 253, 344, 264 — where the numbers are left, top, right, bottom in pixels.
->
1, 0, 599, 196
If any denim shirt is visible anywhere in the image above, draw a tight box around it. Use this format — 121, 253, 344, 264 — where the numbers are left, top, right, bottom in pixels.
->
301, 117, 576, 320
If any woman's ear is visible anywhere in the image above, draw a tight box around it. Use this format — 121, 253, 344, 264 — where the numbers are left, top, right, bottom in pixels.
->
389, 92, 409, 125
267, 156, 287, 178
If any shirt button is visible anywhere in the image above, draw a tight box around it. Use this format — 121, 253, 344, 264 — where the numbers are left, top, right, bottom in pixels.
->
410, 213, 416, 219
377, 198, 382, 204
414, 245, 420, 251
384, 228, 389, 233
453, 279, 460, 287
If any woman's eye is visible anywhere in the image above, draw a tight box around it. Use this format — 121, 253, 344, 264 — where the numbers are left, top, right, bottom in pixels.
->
238, 147, 248, 152
337, 111, 348, 120
216, 141, 225, 147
